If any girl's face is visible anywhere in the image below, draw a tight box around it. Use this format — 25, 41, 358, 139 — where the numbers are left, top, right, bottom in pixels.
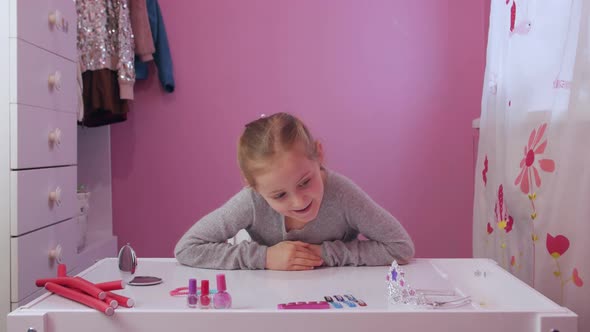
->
253, 144, 325, 225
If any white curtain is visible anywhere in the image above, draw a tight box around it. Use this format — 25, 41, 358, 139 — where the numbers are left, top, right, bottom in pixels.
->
473, 0, 589, 329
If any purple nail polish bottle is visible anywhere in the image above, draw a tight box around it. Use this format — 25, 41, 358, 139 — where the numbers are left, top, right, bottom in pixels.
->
213, 274, 232, 309
187, 278, 198, 308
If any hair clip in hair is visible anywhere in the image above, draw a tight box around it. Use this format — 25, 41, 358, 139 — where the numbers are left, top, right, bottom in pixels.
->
260, 113, 266, 118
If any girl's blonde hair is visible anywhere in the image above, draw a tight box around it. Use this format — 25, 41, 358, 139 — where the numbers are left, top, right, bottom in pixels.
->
238, 113, 320, 187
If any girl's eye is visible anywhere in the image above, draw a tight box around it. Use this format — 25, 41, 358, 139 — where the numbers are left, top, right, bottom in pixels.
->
299, 179, 311, 187
273, 192, 286, 200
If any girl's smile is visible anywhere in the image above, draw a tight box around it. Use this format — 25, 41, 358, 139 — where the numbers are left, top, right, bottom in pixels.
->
293, 201, 313, 214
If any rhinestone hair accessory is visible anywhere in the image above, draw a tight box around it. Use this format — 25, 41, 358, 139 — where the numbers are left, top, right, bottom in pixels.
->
386, 260, 473, 308
386, 260, 426, 305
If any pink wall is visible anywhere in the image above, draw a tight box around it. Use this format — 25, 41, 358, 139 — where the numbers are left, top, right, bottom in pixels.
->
111, 0, 489, 258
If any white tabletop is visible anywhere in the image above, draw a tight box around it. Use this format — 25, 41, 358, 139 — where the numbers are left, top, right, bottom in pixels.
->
8, 258, 577, 332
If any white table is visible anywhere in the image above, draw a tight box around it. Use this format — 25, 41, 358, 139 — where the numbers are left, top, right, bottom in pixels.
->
8, 258, 577, 332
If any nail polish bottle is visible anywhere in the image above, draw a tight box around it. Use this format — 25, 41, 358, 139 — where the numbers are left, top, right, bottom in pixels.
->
199, 280, 211, 309
213, 274, 232, 309
187, 278, 198, 308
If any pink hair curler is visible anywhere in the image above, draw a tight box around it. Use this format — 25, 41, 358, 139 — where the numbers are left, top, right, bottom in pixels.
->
95, 280, 125, 291
36, 277, 65, 287
103, 295, 119, 308
74, 277, 108, 299
37, 277, 124, 293
106, 291, 135, 308
57, 264, 67, 277
45, 282, 114, 316
35, 277, 106, 300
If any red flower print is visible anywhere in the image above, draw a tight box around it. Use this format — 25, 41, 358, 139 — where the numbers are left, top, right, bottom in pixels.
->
494, 185, 513, 233
487, 222, 494, 234
505, 216, 514, 232
482, 155, 489, 185
546, 233, 570, 259
510, 255, 516, 267
572, 268, 584, 287
514, 123, 556, 194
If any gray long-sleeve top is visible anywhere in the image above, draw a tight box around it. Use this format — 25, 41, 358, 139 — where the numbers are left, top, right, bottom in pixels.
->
174, 170, 415, 269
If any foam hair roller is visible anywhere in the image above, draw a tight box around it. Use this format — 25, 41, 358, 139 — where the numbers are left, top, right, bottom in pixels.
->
45, 282, 114, 316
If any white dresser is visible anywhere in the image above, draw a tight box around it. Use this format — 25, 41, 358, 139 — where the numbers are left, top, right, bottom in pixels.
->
1, 1, 117, 331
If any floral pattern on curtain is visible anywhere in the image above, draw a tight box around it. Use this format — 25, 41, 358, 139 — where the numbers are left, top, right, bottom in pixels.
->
473, 0, 589, 330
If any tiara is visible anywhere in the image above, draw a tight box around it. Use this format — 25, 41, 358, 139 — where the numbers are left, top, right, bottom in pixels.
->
386, 260, 473, 308
386, 260, 427, 305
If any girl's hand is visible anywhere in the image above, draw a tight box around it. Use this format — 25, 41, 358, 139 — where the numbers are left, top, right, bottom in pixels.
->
307, 244, 322, 258
266, 241, 324, 271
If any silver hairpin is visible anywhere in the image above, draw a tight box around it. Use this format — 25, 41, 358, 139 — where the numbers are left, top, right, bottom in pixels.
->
260, 113, 266, 118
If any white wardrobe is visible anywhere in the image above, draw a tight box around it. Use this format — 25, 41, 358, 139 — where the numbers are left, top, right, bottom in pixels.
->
1, 1, 117, 331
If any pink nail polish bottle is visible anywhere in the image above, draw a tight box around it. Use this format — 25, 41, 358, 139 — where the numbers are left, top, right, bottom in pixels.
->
199, 280, 211, 309
213, 274, 232, 309
187, 278, 198, 308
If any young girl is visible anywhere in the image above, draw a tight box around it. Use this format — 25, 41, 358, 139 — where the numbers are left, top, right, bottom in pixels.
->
174, 113, 414, 270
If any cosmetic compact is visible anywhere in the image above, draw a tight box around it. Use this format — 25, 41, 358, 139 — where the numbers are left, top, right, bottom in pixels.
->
118, 244, 163, 286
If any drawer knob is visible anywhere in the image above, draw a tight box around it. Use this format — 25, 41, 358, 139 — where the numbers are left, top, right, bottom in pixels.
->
48, 10, 63, 28
48, 71, 62, 91
48, 128, 62, 146
49, 187, 62, 206
49, 244, 63, 264
49, 10, 69, 32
